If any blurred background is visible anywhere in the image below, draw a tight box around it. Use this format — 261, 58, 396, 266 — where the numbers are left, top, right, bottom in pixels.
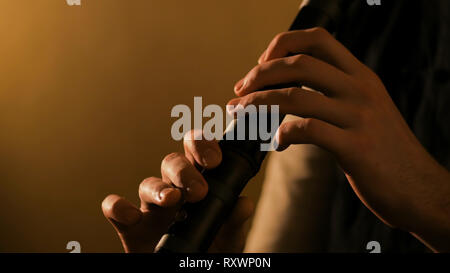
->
0, 0, 301, 252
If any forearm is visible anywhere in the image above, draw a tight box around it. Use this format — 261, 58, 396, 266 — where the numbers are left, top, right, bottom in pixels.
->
233, 26, 450, 253
406, 161, 450, 252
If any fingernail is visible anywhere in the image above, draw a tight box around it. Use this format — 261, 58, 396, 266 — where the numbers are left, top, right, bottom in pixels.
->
258, 50, 266, 64
159, 187, 174, 201
234, 78, 247, 93
258, 55, 264, 64
201, 148, 219, 167
273, 129, 287, 151
272, 132, 280, 151
274, 129, 282, 151
160, 187, 183, 206
241, 78, 248, 91
234, 79, 244, 93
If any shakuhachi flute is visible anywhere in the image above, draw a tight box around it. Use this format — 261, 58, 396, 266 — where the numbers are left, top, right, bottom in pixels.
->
155, 0, 347, 253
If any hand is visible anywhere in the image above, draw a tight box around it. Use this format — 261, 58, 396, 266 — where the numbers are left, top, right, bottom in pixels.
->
229, 27, 450, 251
102, 130, 254, 253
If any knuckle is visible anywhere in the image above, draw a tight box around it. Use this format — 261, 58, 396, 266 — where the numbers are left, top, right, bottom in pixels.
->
140, 176, 157, 187
101, 194, 118, 214
272, 32, 289, 47
348, 77, 364, 92
366, 71, 385, 92
162, 152, 183, 165
277, 123, 289, 145
138, 183, 147, 199
346, 77, 369, 100
174, 163, 193, 185
251, 64, 263, 78
289, 54, 310, 67
281, 87, 299, 105
301, 118, 313, 130
285, 87, 299, 98
183, 129, 202, 142
349, 71, 386, 103
174, 167, 189, 184
362, 66, 379, 81
243, 66, 261, 87
311, 26, 330, 41
183, 129, 195, 141
240, 93, 256, 106
300, 118, 316, 138
139, 177, 156, 194
245, 92, 268, 106
353, 107, 373, 124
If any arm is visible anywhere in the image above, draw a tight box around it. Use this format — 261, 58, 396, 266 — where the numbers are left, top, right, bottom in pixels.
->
230, 27, 450, 252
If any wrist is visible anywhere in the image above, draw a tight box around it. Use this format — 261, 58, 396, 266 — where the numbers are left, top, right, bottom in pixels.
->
401, 160, 450, 250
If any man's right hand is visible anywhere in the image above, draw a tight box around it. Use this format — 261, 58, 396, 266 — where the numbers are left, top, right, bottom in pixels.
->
101, 130, 254, 253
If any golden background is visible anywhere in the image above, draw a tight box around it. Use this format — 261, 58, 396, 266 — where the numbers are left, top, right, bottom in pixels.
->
0, 0, 301, 252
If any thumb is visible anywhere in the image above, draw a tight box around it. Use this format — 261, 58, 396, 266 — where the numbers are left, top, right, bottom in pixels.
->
102, 194, 174, 253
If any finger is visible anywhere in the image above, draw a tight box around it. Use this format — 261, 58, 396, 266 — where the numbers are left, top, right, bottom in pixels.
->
257, 49, 267, 64
235, 54, 356, 98
138, 177, 182, 209
262, 28, 365, 75
227, 87, 351, 128
210, 196, 254, 252
161, 152, 208, 202
102, 194, 142, 233
234, 78, 246, 93
102, 194, 177, 253
137, 178, 182, 246
275, 118, 348, 155
183, 129, 222, 169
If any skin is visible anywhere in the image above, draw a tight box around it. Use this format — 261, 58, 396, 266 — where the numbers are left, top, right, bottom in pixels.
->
103, 27, 450, 253
230, 27, 450, 252
102, 130, 254, 253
